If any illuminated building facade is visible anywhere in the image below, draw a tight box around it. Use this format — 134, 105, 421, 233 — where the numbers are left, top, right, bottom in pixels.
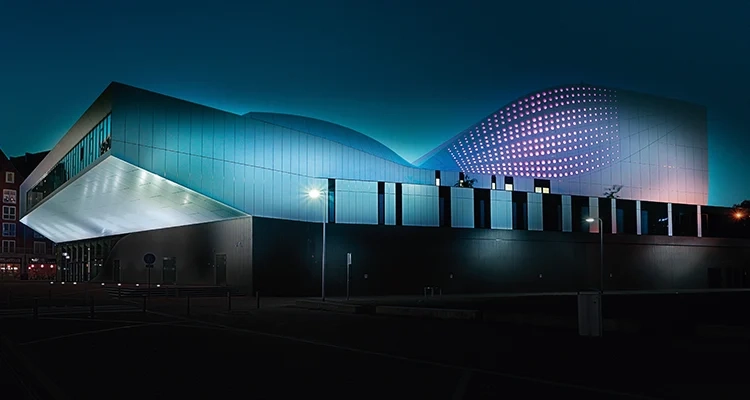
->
1, 150, 57, 280
16, 82, 749, 293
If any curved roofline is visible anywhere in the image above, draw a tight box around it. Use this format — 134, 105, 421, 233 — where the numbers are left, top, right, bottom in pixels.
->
243, 111, 413, 166
415, 82, 604, 167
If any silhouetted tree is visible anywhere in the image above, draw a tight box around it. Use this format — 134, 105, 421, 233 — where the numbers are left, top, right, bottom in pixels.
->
732, 200, 750, 227
603, 185, 623, 199
454, 174, 477, 188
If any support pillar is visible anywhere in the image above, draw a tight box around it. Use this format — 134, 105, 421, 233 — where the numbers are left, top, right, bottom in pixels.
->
667, 203, 673, 237
697, 205, 702, 238
636, 200, 642, 235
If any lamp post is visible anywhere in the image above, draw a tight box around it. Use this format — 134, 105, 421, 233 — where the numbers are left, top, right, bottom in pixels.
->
585, 217, 604, 293
308, 189, 327, 301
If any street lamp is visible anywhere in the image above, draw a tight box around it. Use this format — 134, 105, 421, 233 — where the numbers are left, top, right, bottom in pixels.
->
308, 189, 327, 301
585, 217, 604, 293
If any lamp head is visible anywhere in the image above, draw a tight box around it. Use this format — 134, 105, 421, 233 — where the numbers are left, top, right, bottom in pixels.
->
308, 189, 321, 199
585, 217, 595, 223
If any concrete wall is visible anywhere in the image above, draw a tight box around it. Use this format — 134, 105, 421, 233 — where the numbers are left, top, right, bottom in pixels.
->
252, 216, 750, 296
103, 217, 252, 287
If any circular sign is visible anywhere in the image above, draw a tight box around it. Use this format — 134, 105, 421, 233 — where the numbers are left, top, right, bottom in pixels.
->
143, 253, 156, 264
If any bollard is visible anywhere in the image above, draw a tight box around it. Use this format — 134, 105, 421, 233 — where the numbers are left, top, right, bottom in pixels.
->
118, 287, 121, 299
423, 287, 427, 298
48, 289, 52, 308
256, 291, 260, 309
227, 291, 232, 312
89, 296, 95, 318
142, 295, 147, 313
439, 287, 443, 299
33, 298, 39, 320
7, 291, 11, 308
186, 295, 191, 316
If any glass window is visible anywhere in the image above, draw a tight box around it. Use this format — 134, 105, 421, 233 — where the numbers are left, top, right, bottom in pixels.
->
33, 241, 46, 255
26, 114, 111, 211
4, 172, 14, 184
2, 223, 16, 237
534, 179, 551, 194
504, 176, 514, 191
1, 240, 15, 253
2, 206, 16, 220
33, 231, 45, 239
2, 189, 16, 204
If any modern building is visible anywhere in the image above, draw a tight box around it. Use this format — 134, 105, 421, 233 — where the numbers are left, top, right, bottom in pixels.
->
1, 150, 57, 280
17, 82, 750, 294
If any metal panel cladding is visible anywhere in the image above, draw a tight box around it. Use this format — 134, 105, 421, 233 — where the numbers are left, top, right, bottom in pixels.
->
447, 84, 620, 179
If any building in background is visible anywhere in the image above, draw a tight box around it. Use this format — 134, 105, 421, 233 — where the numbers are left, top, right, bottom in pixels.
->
1, 150, 56, 280
15, 82, 750, 293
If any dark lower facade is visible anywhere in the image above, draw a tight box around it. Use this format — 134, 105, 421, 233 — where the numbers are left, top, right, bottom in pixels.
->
63, 216, 750, 296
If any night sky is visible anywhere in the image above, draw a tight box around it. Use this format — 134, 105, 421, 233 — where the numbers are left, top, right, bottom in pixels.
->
1, 1, 748, 206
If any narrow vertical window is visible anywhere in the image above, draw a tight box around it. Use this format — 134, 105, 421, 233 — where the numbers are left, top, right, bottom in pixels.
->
395, 183, 403, 226
327, 179, 336, 224
377, 182, 385, 225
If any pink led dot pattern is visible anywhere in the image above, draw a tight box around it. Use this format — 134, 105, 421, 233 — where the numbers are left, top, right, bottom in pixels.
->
447, 84, 620, 179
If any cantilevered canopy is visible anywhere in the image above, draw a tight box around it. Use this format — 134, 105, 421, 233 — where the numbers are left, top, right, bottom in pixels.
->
21, 156, 246, 243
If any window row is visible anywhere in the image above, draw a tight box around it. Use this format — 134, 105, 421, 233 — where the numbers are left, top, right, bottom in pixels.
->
27, 114, 112, 211
2, 206, 15, 221
1, 239, 15, 253
0, 238, 47, 254
2, 223, 16, 237
2, 189, 16, 204
434, 171, 550, 194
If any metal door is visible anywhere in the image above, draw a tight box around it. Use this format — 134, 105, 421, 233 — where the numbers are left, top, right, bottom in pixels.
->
162, 257, 177, 285
215, 254, 227, 285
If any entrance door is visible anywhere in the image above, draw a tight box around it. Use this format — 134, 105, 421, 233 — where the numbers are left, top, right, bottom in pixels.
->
215, 254, 227, 285
162, 257, 177, 285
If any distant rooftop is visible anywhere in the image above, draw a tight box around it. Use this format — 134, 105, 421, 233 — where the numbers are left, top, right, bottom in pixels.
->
10, 151, 50, 179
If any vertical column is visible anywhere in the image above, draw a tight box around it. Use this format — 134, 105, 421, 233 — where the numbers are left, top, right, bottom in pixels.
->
611, 198, 617, 234
490, 190, 513, 230
588, 197, 599, 233
527, 193, 543, 231
697, 205, 702, 238
636, 200, 642, 235
561, 195, 572, 232
667, 203, 673, 237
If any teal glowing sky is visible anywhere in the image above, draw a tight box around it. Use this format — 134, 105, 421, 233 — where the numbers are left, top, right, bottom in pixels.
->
1, 1, 748, 206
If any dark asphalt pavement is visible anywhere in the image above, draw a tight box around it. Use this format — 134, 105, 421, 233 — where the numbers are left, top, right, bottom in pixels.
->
0, 358, 27, 399
0, 301, 748, 400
